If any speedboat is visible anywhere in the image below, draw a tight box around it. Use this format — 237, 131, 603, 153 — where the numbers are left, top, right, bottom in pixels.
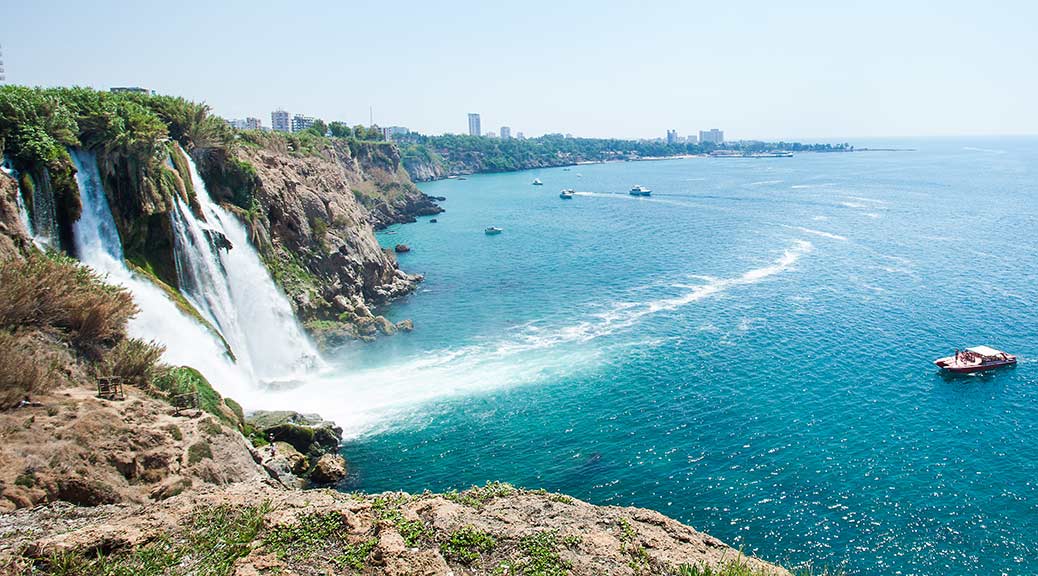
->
629, 185, 652, 196
934, 345, 1017, 374
484, 227, 503, 235
559, 189, 574, 199
532, 179, 543, 186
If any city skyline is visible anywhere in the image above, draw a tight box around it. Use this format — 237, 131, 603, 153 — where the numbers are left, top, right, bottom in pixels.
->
3, 1, 1036, 140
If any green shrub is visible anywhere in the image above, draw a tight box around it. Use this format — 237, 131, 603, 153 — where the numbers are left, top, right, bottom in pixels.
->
187, 441, 212, 465
14, 470, 36, 488
443, 481, 517, 508
32, 503, 269, 576
440, 526, 495, 565
264, 512, 349, 560
516, 530, 571, 576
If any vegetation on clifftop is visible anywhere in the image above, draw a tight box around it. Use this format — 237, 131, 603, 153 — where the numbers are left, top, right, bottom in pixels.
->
394, 132, 852, 179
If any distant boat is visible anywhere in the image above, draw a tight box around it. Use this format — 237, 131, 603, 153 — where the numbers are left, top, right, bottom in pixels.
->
559, 189, 574, 199
532, 179, 544, 186
484, 227, 503, 235
629, 185, 652, 196
934, 345, 1017, 374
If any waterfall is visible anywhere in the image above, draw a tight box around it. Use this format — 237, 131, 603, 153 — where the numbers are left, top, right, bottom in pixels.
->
2, 156, 57, 250
30, 169, 60, 250
68, 148, 256, 402
172, 148, 319, 383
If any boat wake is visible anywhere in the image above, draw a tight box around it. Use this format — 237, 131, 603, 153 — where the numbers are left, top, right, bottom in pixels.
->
255, 240, 815, 438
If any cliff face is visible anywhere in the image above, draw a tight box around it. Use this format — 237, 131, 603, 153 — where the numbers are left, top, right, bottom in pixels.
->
193, 137, 441, 342
402, 154, 448, 182
0, 174, 30, 260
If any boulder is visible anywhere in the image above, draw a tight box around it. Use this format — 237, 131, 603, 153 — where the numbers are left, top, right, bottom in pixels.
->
309, 454, 347, 484
394, 244, 410, 253
375, 316, 396, 336
395, 319, 414, 332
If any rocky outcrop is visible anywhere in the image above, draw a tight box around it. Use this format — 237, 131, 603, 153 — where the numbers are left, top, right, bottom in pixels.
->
0, 174, 30, 261
309, 454, 347, 484
402, 153, 448, 182
245, 411, 345, 487
0, 482, 790, 575
0, 384, 269, 513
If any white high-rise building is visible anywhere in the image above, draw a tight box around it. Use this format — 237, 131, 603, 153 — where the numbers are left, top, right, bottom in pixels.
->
666, 129, 678, 145
292, 115, 317, 132
699, 129, 724, 144
500, 126, 511, 140
468, 113, 481, 136
271, 109, 291, 133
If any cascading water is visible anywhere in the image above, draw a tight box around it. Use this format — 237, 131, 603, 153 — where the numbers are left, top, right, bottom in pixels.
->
172, 148, 319, 383
29, 169, 60, 250
68, 148, 256, 402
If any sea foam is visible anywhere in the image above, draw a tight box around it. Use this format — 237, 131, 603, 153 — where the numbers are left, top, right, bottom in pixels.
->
252, 240, 814, 437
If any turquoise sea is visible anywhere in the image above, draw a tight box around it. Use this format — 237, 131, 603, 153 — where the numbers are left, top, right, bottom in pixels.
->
336, 138, 1038, 575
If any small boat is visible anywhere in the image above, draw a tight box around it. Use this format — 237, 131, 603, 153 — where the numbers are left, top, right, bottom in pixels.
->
934, 345, 1017, 374
559, 189, 574, 199
484, 227, 503, 235
532, 179, 543, 186
629, 185, 652, 196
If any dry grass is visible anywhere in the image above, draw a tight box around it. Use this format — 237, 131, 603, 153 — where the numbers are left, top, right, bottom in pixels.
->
0, 331, 61, 409
0, 252, 167, 406
103, 337, 165, 387
0, 252, 137, 356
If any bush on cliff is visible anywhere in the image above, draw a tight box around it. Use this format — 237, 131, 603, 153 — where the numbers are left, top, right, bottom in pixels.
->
0, 252, 137, 356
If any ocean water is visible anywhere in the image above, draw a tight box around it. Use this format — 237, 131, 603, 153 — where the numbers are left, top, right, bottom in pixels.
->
334, 138, 1038, 575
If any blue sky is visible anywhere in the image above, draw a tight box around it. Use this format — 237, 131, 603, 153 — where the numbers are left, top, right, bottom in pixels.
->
2, 0, 1035, 140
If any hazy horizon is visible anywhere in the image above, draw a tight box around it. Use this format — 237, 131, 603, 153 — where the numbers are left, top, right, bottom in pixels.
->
3, 0, 1036, 141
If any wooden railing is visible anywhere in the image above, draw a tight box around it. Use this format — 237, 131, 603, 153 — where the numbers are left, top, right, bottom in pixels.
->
170, 391, 199, 416
96, 376, 125, 401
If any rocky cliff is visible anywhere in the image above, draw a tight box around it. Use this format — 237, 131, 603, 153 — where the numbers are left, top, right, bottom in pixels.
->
1, 482, 789, 576
192, 134, 442, 343
0, 175, 29, 260
0, 87, 444, 344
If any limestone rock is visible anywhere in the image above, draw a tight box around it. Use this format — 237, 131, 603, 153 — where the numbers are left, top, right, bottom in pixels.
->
309, 454, 347, 484
374, 316, 396, 336
395, 319, 414, 332
1, 484, 791, 576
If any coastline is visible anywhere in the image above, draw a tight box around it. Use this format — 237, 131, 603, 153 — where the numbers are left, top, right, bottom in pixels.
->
417, 149, 862, 182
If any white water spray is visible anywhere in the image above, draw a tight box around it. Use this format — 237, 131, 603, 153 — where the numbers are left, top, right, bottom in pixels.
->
172, 148, 319, 383
246, 239, 814, 438
69, 148, 256, 402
